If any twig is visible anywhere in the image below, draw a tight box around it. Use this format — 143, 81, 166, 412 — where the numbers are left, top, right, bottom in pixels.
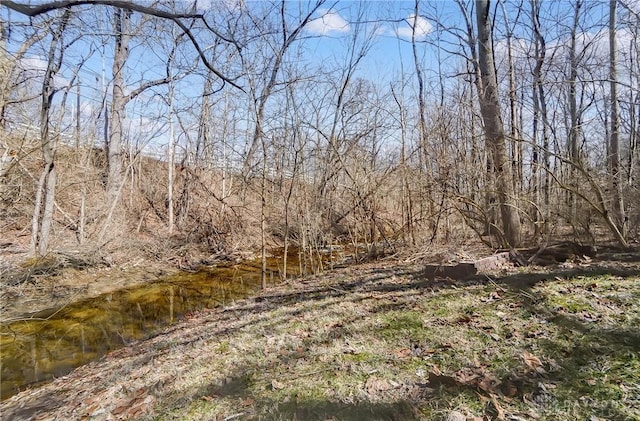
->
0, 289, 77, 324
325, 284, 348, 294
528, 241, 549, 264
483, 273, 506, 292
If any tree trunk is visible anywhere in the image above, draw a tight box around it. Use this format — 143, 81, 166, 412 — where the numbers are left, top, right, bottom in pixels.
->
167, 78, 175, 235
567, 1, 582, 223
29, 10, 70, 256
609, 0, 626, 238
475, 0, 521, 247
106, 7, 131, 203
531, 0, 551, 237
412, 0, 430, 201
500, 1, 521, 193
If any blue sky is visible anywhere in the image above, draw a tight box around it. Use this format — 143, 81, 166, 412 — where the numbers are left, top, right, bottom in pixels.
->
3, 0, 639, 155
302, 1, 445, 81
1, 1, 450, 135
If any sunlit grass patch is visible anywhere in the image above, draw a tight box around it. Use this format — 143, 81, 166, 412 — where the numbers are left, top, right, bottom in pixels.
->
158, 269, 638, 420
513, 273, 640, 420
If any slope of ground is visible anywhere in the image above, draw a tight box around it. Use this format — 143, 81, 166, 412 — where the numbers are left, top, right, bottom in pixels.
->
1, 255, 639, 421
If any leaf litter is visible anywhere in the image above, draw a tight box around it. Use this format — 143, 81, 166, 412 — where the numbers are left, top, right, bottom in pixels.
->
1, 255, 639, 420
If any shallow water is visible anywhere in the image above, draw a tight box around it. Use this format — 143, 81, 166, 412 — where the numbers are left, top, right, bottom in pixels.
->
0, 241, 365, 401
0, 258, 289, 400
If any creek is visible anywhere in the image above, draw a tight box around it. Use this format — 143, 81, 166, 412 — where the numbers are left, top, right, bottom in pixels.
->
0, 247, 354, 400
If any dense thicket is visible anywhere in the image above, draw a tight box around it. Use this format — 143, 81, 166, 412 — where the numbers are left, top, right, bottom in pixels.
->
1, 0, 638, 271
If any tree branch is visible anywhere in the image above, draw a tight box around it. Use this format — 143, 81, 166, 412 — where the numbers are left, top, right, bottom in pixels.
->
3, 0, 245, 92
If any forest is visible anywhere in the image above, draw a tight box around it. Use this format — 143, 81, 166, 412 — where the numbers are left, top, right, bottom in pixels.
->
1, 0, 637, 271
0, 1, 639, 419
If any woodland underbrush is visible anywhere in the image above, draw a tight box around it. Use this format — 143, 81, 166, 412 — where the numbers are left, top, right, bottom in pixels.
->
2, 140, 637, 291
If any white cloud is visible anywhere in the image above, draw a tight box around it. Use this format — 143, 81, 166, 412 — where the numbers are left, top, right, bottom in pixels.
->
19, 57, 48, 72
17, 56, 69, 88
190, 0, 243, 12
306, 9, 350, 36
623, 0, 640, 14
396, 14, 432, 41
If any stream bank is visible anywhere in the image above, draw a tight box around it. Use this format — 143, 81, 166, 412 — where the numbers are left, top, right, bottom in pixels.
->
0, 245, 360, 400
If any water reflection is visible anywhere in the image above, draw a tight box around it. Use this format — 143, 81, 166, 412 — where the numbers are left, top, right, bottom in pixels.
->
0, 262, 264, 400
0, 245, 363, 400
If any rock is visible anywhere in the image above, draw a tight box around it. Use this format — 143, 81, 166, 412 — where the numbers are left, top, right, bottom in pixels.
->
474, 251, 512, 272
423, 251, 517, 281
445, 410, 467, 421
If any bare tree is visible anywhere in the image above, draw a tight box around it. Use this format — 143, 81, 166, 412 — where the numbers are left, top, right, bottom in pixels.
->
104, 7, 129, 204
0, 17, 51, 128
411, 0, 430, 195
30, 9, 72, 256
3, 0, 245, 90
475, 0, 522, 247
530, 0, 551, 237
240, 0, 326, 183
566, 0, 583, 224
609, 0, 626, 238
236, 0, 326, 288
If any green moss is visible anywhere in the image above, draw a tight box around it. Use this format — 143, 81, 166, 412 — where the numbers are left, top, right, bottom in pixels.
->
217, 341, 230, 353
377, 311, 429, 343
340, 351, 378, 364
548, 295, 594, 313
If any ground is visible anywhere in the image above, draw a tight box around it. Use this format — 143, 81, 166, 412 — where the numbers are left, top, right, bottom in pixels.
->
1, 252, 639, 420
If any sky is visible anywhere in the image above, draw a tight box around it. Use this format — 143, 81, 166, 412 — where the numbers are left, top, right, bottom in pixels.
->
1, 0, 453, 148
2, 0, 639, 155
302, 1, 446, 80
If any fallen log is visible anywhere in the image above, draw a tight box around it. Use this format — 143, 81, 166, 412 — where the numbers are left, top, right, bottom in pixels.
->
423, 251, 515, 280
499, 242, 598, 266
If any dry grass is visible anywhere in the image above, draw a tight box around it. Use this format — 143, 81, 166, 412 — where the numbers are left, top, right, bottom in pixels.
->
1, 255, 639, 421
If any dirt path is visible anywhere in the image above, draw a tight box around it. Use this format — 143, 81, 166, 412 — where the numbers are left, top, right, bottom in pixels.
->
1, 256, 639, 420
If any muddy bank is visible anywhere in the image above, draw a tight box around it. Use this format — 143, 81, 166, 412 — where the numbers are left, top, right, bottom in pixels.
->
0, 262, 178, 323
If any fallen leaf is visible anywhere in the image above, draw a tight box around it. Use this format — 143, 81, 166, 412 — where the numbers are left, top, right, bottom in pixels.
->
477, 374, 497, 393
431, 364, 442, 376
456, 315, 474, 324
271, 379, 286, 390
522, 351, 543, 373
503, 382, 518, 397
489, 393, 506, 420
241, 397, 256, 407
394, 348, 413, 359
455, 369, 479, 385
111, 401, 129, 416
482, 291, 502, 302
365, 376, 394, 394
127, 395, 154, 418
427, 370, 459, 388
445, 410, 466, 421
